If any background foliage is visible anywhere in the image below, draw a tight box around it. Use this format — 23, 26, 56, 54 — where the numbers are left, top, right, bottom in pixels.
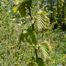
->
0, 0, 66, 66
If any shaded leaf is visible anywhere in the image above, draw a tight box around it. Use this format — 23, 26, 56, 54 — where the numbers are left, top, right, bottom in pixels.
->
36, 58, 45, 66
27, 26, 37, 45
18, 2, 26, 17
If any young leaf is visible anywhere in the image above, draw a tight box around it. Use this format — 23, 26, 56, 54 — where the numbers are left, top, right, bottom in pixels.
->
12, 6, 18, 13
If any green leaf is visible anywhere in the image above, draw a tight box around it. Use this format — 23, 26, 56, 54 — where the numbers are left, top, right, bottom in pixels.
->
18, 33, 25, 44
36, 58, 45, 66
40, 45, 50, 61
25, 0, 32, 7
63, 51, 66, 54
27, 27, 37, 45
18, 2, 26, 17
18, 0, 32, 17
35, 10, 50, 31
12, 6, 18, 13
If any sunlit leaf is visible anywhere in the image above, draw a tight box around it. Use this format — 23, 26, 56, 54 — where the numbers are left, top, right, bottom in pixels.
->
12, 6, 18, 13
